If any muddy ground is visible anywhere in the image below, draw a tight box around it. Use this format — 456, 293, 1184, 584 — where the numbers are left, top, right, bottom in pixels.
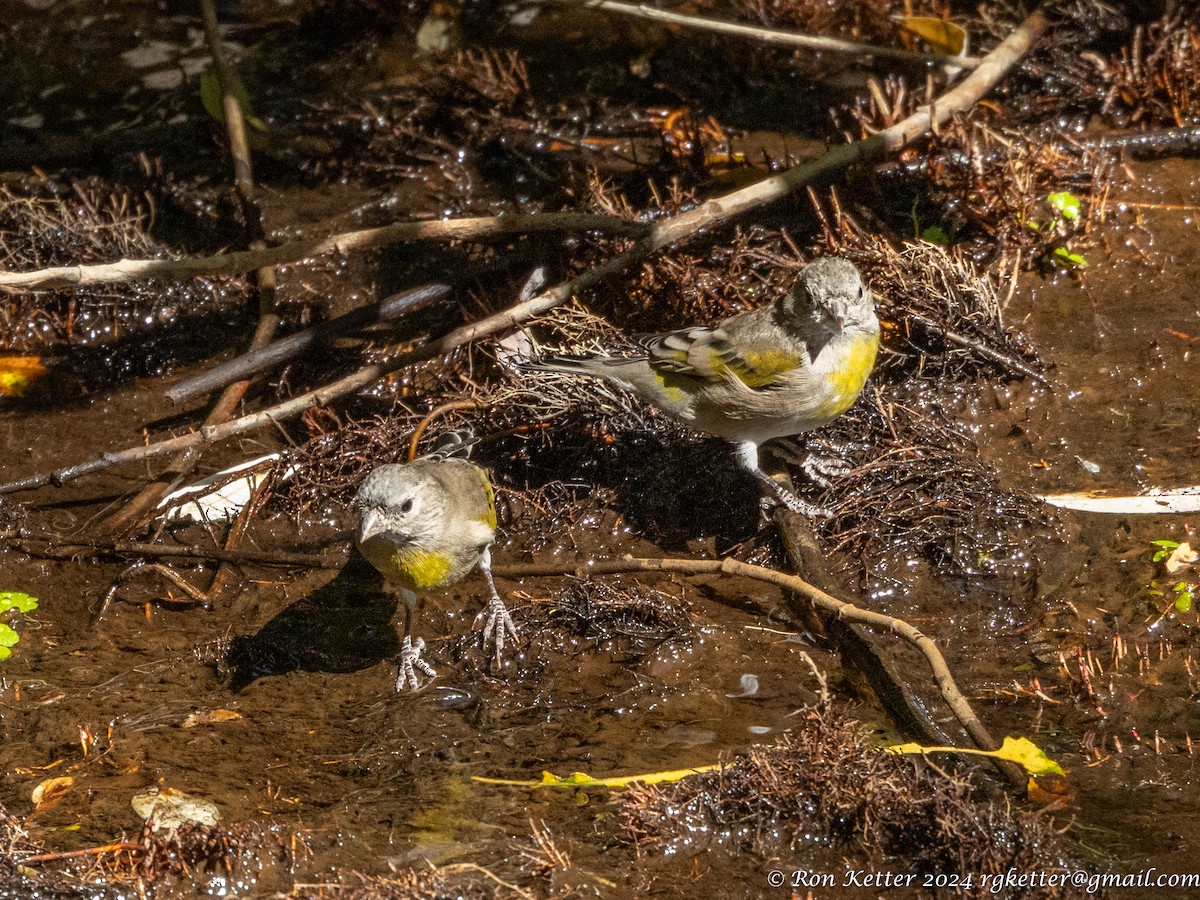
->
1, 0, 1199, 897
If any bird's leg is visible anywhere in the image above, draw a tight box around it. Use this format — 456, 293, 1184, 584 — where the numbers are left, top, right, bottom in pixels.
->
732, 440, 832, 520
395, 587, 436, 692
473, 547, 519, 665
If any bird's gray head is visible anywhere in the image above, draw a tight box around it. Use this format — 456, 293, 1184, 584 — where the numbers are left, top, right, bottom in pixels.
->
781, 256, 874, 333
355, 464, 444, 548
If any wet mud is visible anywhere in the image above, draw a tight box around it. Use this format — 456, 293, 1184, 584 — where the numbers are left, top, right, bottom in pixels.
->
2, 0, 1200, 897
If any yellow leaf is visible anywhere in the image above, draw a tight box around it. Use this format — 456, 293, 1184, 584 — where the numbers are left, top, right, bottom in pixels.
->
887, 736, 1065, 776
473, 764, 721, 789
182, 709, 244, 728
899, 16, 968, 56
0, 356, 48, 397
31, 775, 74, 810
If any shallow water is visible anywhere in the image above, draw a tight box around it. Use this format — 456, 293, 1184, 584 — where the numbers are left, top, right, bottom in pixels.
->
2, 1, 1200, 896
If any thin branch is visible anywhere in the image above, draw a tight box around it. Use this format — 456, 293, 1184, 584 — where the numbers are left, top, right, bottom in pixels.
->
564, 0, 982, 68
906, 309, 1049, 386
0, 213, 649, 292
20, 842, 141, 865
0, 6, 1049, 495
166, 282, 453, 404
11, 536, 335, 568
102, 0, 282, 538
0, 246, 646, 494
492, 555, 991, 755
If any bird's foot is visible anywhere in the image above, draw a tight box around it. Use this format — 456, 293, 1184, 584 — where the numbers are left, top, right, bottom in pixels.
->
769, 443, 852, 489
800, 454, 853, 488
395, 635, 437, 692
475, 595, 519, 665
752, 468, 832, 519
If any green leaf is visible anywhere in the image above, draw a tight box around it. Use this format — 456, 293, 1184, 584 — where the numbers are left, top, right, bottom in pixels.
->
1047, 191, 1082, 221
199, 66, 268, 134
0, 591, 38, 614
1151, 540, 1180, 548
1175, 591, 1193, 614
1052, 247, 1087, 268
0, 623, 20, 649
920, 225, 949, 245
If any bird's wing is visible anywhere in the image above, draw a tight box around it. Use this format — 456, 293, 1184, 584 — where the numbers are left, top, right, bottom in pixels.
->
639, 325, 800, 389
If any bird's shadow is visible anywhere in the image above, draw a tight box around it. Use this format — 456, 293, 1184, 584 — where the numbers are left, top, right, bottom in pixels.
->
223, 558, 399, 690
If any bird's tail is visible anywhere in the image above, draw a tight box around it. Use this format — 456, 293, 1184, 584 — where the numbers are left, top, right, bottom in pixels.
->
515, 354, 642, 378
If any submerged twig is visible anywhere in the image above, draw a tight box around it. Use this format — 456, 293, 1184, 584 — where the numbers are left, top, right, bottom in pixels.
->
0, 6, 1050, 496
906, 309, 1048, 385
1078, 124, 1200, 158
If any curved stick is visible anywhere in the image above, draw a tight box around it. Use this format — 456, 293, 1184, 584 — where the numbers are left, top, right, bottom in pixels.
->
492, 556, 997, 758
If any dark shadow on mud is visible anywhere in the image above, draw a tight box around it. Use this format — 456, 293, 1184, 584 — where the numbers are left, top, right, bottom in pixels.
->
612, 434, 764, 550
223, 558, 399, 689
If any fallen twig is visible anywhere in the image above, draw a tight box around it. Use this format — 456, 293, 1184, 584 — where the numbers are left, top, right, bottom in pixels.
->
11, 535, 336, 568
20, 841, 140, 865
0, 6, 1049, 495
563, 0, 982, 68
0, 213, 648, 292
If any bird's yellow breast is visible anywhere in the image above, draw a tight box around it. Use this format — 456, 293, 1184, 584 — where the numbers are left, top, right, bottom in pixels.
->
371, 544, 454, 591
816, 330, 880, 419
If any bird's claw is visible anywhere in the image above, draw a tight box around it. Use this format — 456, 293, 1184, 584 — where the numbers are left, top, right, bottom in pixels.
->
800, 453, 853, 488
395, 635, 437, 692
475, 595, 519, 665
772, 484, 833, 520
752, 467, 832, 519
770, 443, 852, 488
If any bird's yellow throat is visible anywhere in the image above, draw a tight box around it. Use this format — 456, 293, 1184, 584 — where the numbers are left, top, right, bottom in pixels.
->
378, 545, 454, 591
816, 330, 880, 419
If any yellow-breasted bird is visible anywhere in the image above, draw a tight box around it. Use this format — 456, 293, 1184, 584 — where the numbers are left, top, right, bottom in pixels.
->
355, 430, 516, 691
524, 256, 879, 516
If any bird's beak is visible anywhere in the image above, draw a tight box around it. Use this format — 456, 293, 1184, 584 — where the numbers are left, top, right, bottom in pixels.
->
357, 509, 383, 544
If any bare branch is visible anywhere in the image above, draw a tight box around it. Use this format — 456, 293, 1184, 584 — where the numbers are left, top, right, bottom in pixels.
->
0, 213, 650, 292
564, 0, 982, 68
492, 555, 994, 756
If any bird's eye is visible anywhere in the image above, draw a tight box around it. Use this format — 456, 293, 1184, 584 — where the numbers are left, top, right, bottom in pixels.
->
858, 285, 865, 299
400, 498, 414, 513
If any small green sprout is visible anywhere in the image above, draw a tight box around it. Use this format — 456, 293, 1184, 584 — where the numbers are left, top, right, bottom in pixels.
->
1046, 191, 1082, 222
1151, 539, 1181, 563
1052, 246, 1088, 268
1173, 582, 1195, 614
920, 225, 949, 246
0, 591, 38, 660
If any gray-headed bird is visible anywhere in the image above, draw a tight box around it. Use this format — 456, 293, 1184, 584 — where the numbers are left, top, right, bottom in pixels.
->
525, 256, 880, 515
355, 431, 516, 690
